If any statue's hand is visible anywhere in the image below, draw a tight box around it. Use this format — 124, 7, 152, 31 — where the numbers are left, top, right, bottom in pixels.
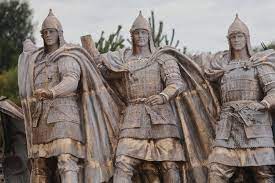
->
204, 69, 224, 78
34, 89, 53, 100
248, 102, 266, 111
145, 95, 164, 106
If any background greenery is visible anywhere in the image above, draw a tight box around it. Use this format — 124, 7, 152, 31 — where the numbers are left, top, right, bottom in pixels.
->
0, 0, 34, 103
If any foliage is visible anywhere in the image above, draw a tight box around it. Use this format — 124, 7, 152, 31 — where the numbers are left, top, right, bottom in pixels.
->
95, 25, 125, 54
0, 0, 35, 103
0, 67, 19, 104
261, 42, 275, 51
0, 0, 35, 71
149, 11, 180, 48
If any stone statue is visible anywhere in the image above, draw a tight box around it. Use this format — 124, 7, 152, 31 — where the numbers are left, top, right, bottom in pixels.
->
18, 9, 123, 183
205, 15, 275, 183
102, 12, 185, 183
16, 9, 227, 183
84, 12, 220, 183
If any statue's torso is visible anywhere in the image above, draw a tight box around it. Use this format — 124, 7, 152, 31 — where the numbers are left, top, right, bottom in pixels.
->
215, 60, 274, 148
119, 55, 180, 140
123, 57, 163, 100
32, 53, 83, 145
220, 61, 263, 103
34, 54, 60, 90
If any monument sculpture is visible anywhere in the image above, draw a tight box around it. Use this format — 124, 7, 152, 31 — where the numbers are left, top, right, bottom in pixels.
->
205, 15, 275, 183
18, 9, 123, 183
100, 12, 185, 183
82, 12, 219, 183
16, 9, 263, 183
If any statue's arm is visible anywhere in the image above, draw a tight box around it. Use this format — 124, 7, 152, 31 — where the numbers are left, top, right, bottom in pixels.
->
257, 63, 275, 109
49, 56, 81, 98
97, 62, 122, 79
96, 52, 123, 79
159, 55, 185, 101
80, 35, 124, 79
194, 52, 226, 82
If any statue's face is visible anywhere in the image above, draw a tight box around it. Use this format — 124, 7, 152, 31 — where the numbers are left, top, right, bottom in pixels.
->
229, 32, 246, 51
132, 29, 149, 47
41, 28, 59, 46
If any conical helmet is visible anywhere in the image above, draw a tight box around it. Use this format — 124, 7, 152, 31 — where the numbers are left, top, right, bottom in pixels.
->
228, 14, 249, 36
227, 14, 253, 58
130, 11, 156, 52
40, 9, 65, 47
130, 11, 150, 33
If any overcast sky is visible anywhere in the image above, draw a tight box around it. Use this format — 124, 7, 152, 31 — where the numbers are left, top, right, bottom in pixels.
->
28, 0, 275, 53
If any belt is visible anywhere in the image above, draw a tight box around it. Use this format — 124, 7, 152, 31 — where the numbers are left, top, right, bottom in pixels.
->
128, 98, 147, 104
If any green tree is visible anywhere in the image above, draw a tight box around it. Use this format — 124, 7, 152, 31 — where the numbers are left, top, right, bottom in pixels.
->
0, 67, 18, 102
0, 0, 35, 103
261, 42, 275, 51
95, 25, 125, 54
149, 11, 180, 48
0, 0, 35, 71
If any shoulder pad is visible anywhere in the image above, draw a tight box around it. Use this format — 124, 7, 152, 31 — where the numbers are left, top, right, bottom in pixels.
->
157, 53, 176, 65
251, 49, 275, 62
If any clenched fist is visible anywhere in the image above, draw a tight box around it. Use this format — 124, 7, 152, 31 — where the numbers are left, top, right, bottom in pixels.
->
34, 89, 53, 100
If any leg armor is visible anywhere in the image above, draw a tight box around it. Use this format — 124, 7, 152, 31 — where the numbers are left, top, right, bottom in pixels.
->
57, 154, 79, 183
208, 163, 236, 183
113, 155, 142, 183
160, 161, 181, 183
31, 158, 48, 183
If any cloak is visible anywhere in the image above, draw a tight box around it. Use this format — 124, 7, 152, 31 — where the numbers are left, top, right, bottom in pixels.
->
101, 46, 220, 183
18, 43, 123, 182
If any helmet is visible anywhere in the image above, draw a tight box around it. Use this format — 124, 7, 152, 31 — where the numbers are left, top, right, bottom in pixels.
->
41, 9, 65, 47
227, 14, 253, 58
130, 11, 156, 53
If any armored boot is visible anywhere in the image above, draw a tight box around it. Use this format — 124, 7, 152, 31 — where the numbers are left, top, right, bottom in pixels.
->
57, 154, 79, 183
161, 162, 181, 183
31, 158, 48, 183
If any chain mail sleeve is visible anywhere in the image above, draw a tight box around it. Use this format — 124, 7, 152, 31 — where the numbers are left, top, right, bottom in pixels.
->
257, 62, 275, 109
49, 56, 81, 98
159, 54, 185, 101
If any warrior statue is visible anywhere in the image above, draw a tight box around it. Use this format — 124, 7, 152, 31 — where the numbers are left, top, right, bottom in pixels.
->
18, 9, 122, 183
87, 12, 220, 183
102, 12, 185, 183
206, 15, 275, 183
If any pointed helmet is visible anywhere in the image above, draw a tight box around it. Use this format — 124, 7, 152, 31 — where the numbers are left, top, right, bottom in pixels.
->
130, 11, 156, 52
130, 11, 151, 33
227, 14, 253, 58
40, 9, 65, 47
